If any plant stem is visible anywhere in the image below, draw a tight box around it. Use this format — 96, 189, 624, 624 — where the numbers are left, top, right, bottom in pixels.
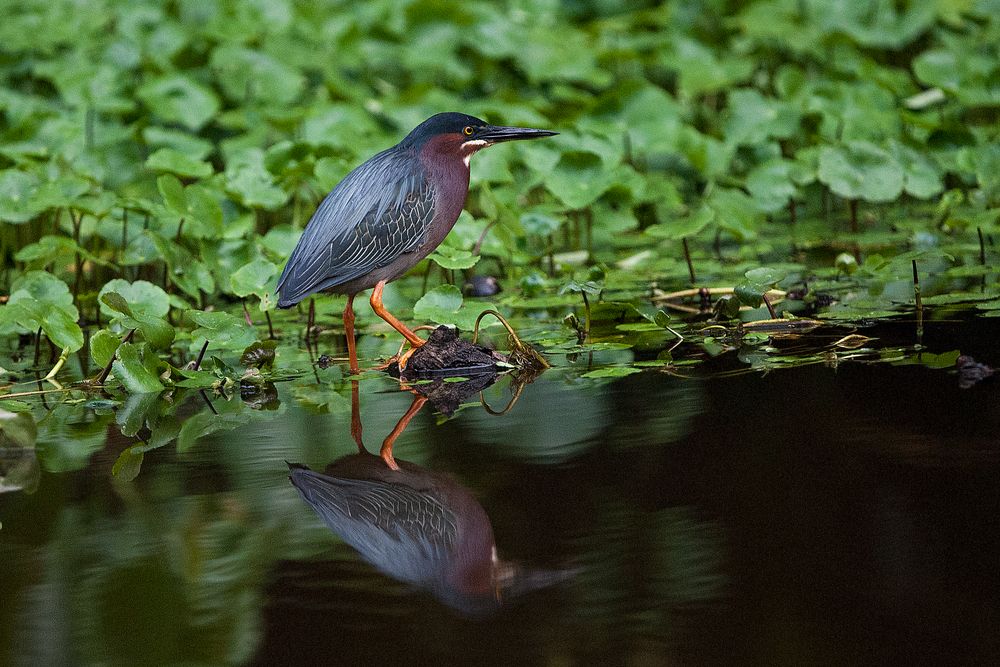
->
265, 311, 275, 339
193, 339, 209, 371
70, 209, 83, 306
682, 237, 696, 284
43, 347, 71, 381
912, 259, 923, 345
761, 293, 778, 319
581, 291, 591, 342
33, 327, 42, 367
848, 199, 858, 233
473, 219, 498, 255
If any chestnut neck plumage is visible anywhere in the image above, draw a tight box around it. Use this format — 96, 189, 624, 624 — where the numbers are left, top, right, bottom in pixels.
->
415, 132, 483, 247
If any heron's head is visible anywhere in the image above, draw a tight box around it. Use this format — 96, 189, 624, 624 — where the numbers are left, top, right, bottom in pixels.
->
403, 112, 557, 166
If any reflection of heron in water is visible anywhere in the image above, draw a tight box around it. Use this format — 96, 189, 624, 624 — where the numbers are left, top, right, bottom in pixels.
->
289, 376, 571, 615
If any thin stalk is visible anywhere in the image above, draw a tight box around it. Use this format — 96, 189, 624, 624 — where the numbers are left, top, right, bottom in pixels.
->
912, 259, 923, 346
682, 237, 696, 284
193, 339, 210, 371
848, 199, 858, 233
473, 219, 498, 255
199, 389, 219, 415
581, 291, 591, 342
242, 299, 253, 326
33, 327, 42, 367
43, 347, 71, 381
265, 311, 275, 339
70, 209, 83, 305
760, 293, 778, 319
306, 298, 315, 341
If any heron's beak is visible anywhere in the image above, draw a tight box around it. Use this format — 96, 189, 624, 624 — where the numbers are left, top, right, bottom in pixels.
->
479, 125, 558, 143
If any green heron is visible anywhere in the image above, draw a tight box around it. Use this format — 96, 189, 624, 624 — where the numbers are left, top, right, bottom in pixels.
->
275, 112, 557, 372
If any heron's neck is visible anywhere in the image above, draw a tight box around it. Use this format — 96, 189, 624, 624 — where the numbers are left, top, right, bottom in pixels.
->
418, 137, 472, 243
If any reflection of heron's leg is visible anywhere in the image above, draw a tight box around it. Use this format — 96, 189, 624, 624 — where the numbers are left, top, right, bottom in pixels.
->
380, 394, 428, 470
350, 379, 364, 452
343, 294, 359, 374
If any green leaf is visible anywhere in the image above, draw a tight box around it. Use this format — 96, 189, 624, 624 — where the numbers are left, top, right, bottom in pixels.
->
582, 366, 643, 378
0, 169, 43, 223
888, 141, 943, 199
2, 273, 83, 352
225, 149, 289, 210
129, 313, 175, 351
89, 329, 120, 369
10, 271, 76, 311
111, 343, 164, 393
520, 211, 563, 236
818, 142, 904, 202
98, 280, 170, 318
545, 151, 617, 209
146, 148, 213, 179
724, 89, 800, 146
746, 159, 799, 213
240, 340, 277, 369
734, 267, 786, 308
646, 204, 714, 240
100, 291, 134, 317
230, 258, 278, 299
15, 235, 113, 268
136, 74, 220, 131
413, 285, 464, 323
111, 446, 144, 481
188, 310, 257, 352
428, 245, 480, 270
705, 188, 761, 240
210, 45, 305, 105
559, 279, 603, 298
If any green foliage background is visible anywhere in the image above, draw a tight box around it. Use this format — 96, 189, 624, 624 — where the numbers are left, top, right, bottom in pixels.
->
2, 3, 1000, 663
0, 0, 998, 385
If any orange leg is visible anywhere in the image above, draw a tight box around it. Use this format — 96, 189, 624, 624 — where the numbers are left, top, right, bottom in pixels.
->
370, 280, 425, 348
379, 393, 428, 470
349, 379, 364, 452
343, 294, 360, 374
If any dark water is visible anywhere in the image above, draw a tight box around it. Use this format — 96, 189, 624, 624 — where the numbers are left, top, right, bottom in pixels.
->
2, 318, 999, 666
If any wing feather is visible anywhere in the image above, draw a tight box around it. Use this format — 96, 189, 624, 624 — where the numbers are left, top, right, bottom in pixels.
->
275, 149, 435, 307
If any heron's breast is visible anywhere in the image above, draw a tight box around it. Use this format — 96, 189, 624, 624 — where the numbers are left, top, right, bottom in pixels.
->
419, 152, 471, 250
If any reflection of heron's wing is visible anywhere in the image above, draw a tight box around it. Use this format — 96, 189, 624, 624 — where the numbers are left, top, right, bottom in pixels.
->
290, 467, 457, 585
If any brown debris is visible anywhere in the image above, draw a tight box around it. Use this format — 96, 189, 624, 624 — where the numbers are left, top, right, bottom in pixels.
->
396, 326, 506, 379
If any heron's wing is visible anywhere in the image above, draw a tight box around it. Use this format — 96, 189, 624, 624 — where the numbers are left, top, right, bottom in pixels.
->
275, 149, 435, 306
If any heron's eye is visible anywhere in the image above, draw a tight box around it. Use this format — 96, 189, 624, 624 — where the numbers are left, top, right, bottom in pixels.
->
463, 126, 474, 136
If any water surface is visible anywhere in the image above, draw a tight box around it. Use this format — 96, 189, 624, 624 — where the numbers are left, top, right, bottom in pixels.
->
2, 318, 998, 665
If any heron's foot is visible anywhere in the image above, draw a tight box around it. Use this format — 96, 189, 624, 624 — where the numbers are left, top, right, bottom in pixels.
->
396, 339, 425, 371
380, 447, 400, 471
